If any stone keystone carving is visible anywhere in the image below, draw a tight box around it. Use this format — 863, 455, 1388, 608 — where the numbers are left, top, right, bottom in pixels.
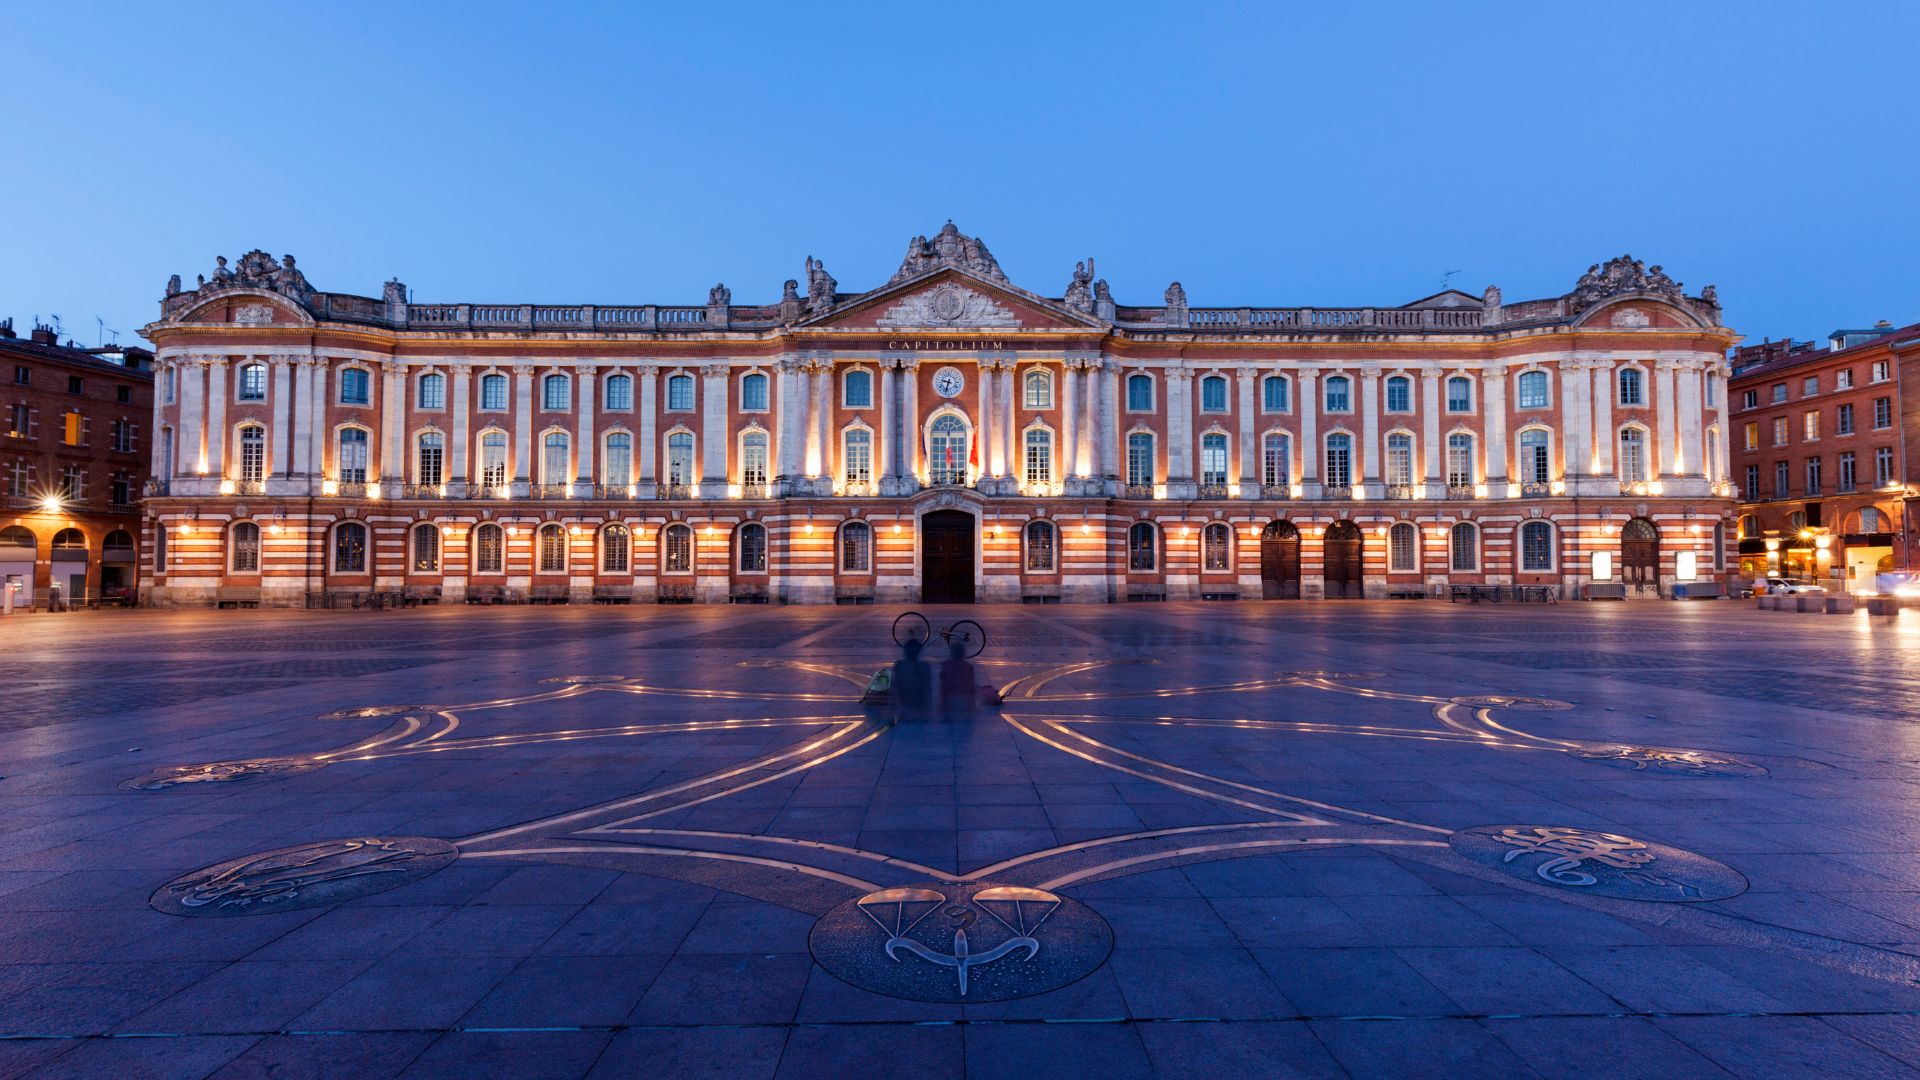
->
890, 221, 1008, 284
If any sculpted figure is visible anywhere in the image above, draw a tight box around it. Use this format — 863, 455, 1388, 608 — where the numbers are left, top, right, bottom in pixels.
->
212, 255, 234, 282
271, 255, 312, 300
1164, 281, 1187, 307
708, 282, 731, 307
805, 256, 837, 314
1064, 258, 1095, 312
383, 278, 407, 306
1645, 264, 1678, 293
1700, 284, 1719, 305
165, 273, 181, 296
782, 278, 799, 302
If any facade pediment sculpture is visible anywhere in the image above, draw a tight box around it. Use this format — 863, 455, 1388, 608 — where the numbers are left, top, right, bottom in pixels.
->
1569, 254, 1687, 310
875, 282, 1022, 329
171, 249, 316, 309
890, 221, 1008, 284
805, 256, 838, 316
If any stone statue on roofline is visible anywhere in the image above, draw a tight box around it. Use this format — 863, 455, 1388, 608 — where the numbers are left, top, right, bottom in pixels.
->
383, 278, 408, 306
889, 221, 1008, 284
212, 255, 234, 283
708, 282, 731, 307
1064, 258, 1096, 312
805, 256, 837, 315
1164, 281, 1187, 307
165, 274, 181, 296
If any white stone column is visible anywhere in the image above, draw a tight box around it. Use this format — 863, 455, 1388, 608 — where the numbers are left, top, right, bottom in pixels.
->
1166, 367, 1193, 489
1058, 361, 1077, 487
978, 360, 997, 481
877, 360, 896, 488
574, 366, 596, 490
701, 364, 729, 492
450, 364, 471, 485
1236, 369, 1258, 494
1076, 360, 1096, 479
1099, 360, 1120, 487
512, 365, 534, 489
1482, 367, 1508, 484
1591, 363, 1615, 475
1713, 362, 1731, 484
902, 359, 921, 485
1420, 369, 1442, 493
637, 365, 659, 491
999, 364, 1016, 482
1655, 359, 1680, 478
379, 361, 404, 482
306, 360, 329, 483
180, 357, 206, 477
204, 358, 228, 478
1677, 360, 1704, 477
773, 358, 799, 484
812, 359, 833, 482
1358, 370, 1380, 487
151, 360, 169, 482
1560, 361, 1592, 482
269, 356, 292, 478
1298, 370, 1319, 486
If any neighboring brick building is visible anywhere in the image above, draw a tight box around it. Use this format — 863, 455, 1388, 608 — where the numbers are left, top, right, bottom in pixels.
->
141, 233, 1737, 607
1728, 320, 1920, 590
0, 320, 154, 606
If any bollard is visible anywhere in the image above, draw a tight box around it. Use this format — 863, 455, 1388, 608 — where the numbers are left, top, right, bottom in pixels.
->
1867, 597, 1898, 616
1824, 596, 1855, 614
1795, 595, 1824, 613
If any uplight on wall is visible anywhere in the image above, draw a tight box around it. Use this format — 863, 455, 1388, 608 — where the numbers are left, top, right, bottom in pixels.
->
218, 479, 236, 495
366, 483, 382, 499
321, 480, 340, 496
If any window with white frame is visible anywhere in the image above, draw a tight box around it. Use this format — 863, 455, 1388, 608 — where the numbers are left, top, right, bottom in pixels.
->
1200, 432, 1229, 486
1388, 522, 1417, 572
480, 373, 508, 411
339, 368, 370, 405
1262, 433, 1290, 488
230, 521, 260, 572
1516, 370, 1548, 409
333, 522, 367, 572
1200, 376, 1228, 413
1519, 520, 1553, 572
542, 431, 570, 486
741, 373, 769, 412
1127, 432, 1155, 488
1836, 368, 1854, 390
1324, 433, 1352, 486
1128, 521, 1157, 570
1385, 432, 1413, 486
666, 432, 694, 486
337, 428, 369, 482
1445, 376, 1472, 413
1874, 360, 1891, 383
603, 432, 632, 487
604, 374, 633, 411
844, 370, 873, 409
1202, 522, 1230, 571
737, 522, 767, 572
1024, 370, 1052, 409
1025, 519, 1055, 572
667, 374, 694, 411
1877, 446, 1895, 486
1449, 521, 1478, 571
237, 363, 266, 401
1262, 375, 1288, 412
1446, 433, 1474, 487
1324, 376, 1351, 412
602, 524, 629, 572
741, 431, 769, 488
413, 525, 440, 572
474, 523, 503, 573
537, 523, 566, 572
929, 414, 968, 484
542, 374, 570, 411
239, 425, 265, 484
1618, 368, 1644, 406
1024, 428, 1053, 487
417, 432, 444, 486
1386, 375, 1412, 412
1126, 374, 1153, 411
479, 432, 508, 488
844, 429, 872, 486
841, 521, 871, 572
418, 373, 445, 410
1519, 429, 1551, 484
1619, 427, 1648, 482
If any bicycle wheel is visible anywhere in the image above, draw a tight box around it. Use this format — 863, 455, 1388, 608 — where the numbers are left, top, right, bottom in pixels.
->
946, 619, 987, 659
892, 611, 931, 647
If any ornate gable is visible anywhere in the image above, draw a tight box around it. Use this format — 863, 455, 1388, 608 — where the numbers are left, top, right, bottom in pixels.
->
803, 269, 1103, 332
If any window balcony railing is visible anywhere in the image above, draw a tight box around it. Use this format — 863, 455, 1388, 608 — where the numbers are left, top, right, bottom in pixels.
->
334, 481, 371, 498
234, 480, 267, 496
1197, 482, 1230, 499
144, 479, 169, 496
1384, 483, 1417, 500
1446, 483, 1474, 499
591, 484, 636, 500
739, 483, 768, 499
1520, 481, 1551, 498
477, 482, 512, 499
1123, 483, 1154, 499
843, 480, 873, 497
400, 483, 447, 499
656, 483, 691, 500
1260, 483, 1290, 500
529, 483, 572, 499
926, 475, 968, 488
1621, 479, 1653, 496
1322, 483, 1353, 499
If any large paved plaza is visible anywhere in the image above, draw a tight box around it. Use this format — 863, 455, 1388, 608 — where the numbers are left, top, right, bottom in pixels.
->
6, 601, 1920, 1078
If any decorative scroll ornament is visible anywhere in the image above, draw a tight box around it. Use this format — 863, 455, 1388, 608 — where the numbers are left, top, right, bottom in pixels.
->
1449, 824, 1746, 902
877, 284, 1019, 329
123, 758, 320, 790
152, 836, 458, 917
890, 221, 1008, 284
1570, 744, 1768, 778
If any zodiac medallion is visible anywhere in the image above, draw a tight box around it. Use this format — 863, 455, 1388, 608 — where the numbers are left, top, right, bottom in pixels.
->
1570, 744, 1769, 778
1449, 824, 1746, 902
151, 836, 458, 917
122, 758, 321, 790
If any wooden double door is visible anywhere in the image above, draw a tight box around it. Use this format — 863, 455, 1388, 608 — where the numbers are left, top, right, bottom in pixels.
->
921, 509, 976, 604
1260, 521, 1301, 599
1322, 521, 1364, 599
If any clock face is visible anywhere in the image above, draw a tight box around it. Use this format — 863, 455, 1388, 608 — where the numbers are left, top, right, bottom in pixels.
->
933, 366, 965, 398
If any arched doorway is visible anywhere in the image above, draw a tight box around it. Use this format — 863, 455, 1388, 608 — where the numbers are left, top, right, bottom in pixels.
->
1621, 517, 1660, 596
1323, 520, 1364, 599
51, 528, 88, 605
921, 509, 976, 603
1260, 520, 1301, 599
101, 529, 136, 597
0, 525, 33, 602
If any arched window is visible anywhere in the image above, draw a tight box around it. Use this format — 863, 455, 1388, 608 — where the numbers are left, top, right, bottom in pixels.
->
339, 367, 370, 405
741, 372, 770, 412
337, 428, 369, 483
602, 523, 630, 573
1737, 514, 1757, 539
1385, 375, 1412, 413
1262, 433, 1291, 488
479, 431, 509, 489
1619, 427, 1648, 483
333, 522, 367, 573
667, 374, 694, 411
929, 414, 968, 485
604, 373, 633, 411
230, 521, 260, 572
103, 529, 133, 552
844, 428, 873, 486
1127, 432, 1155, 489
1201, 432, 1229, 487
1618, 367, 1644, 406
1025, 520, 1055, 572
238, 424, 266, 484
737, 522, 767, 572
537, 523, 567, 572
1519, 429, 1552, 485
1519, 520, 1554, 572
666, 432, 695, 487
480, 373, 508, 411
1446, 376, 1473, 413
1859, 506, 1889, 532
237, 363, 266, 402
1262, 375, 1289, 412
474, 523, 504, 573
1449, 522, 1479, 572
542, 373, 571, 411
841, 520, 872, 572
51, 528, 83, 552
418, 373, 446, 410
1024, 428, 1053, 487
1200, 376, 1229, 413
1024, 369, 1053, 409
1324, 433, 1353, 487
1517, 370, 1549, 409
417, 431, 445, 487
1126, 374, 1153, 411
1446, 433, 1475, 488
1388, 522, 1418, 572
1128, 522, 1158, 571
844, 369, 873, 409
542, 431, 570, 486
1385, 432, 1414, 486
662, 523, 693, 573
1203, 522, 1231, 571
603, 432, 633, 488
1324, 376, 1351, 412
1787, 510, 1806, 532
413, 524, 440, 572
740, 431, 769, 489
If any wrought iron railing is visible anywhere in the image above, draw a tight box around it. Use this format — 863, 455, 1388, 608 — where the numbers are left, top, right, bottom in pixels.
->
591, 484, 636, 499
1446, 483, 1475, 499
1261, 484, 1290, 500
1123, 483, 1154, 499
1322, 484, 1353, 499
400, 483, 446, 499
1197, 483, 1230, 500
234, 480, 266, 496
1384, 483, 1417, 500
739, 483, 768, 499
656, 483, 691, 500
1520, 481, 1550, 498
529, 484, 572, 499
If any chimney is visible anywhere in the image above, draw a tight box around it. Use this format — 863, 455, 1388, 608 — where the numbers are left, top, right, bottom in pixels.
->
0, 317, 13, 339
30, 322, 57, 346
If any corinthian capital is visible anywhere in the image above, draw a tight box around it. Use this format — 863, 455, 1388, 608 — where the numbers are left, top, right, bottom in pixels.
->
700, 363, 731, 378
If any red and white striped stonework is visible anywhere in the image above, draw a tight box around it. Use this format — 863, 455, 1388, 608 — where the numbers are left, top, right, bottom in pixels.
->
141, 236, 1738, 605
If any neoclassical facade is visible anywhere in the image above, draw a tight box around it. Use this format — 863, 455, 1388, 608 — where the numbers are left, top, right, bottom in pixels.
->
140, 229, 1738, 605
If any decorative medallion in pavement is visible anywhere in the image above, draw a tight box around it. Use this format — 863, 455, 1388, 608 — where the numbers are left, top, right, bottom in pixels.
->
1569, 743, 1769, 778
810, 881, 1113, 1002
152, 836, 458, 916
122, 758, 323, 790
1449, 825, 1747, 902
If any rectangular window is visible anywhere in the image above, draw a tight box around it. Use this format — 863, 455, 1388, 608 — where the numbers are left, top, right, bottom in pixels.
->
1446, 379, 1472, 412
1802, 376, 1818, 397
338, 430, 369, 483
418, 375, 445, 410
5, 403, 27, 438
1839, 451, 1856, 492
481, 375, 508, 411
1804, 411, 1819, 441
1324, 439, 1351, 487
844, 433, 872, 484
1386, 439, 1413, 486
1771, 383, 1787, 403
843, 371, 872, 409
111, 418, 135, 453
10, 366, 25, 385
110, 474, 129, 506
1262, 377, 1288, 412
543, 376, 570, 411
1127, 377, 1153, 412
1773, 460, 1789, 499
480, 435, 508, 488
1874, 397, 1892, 429
116, 385, 131, 404
1324, 380, 1350, 412
1388, 378, 1413, 412
1805, 457, 1822, 496
1445, 437, 1474, 487
1836, 369, 1853, 389
1025, 430, 1053, 486
418, 437, 444, 487
1838, 403, 1855, 435
67, 375, 83, 395
1389, 526, 1416, 572
1744, 464, 1759, 501
61, 465, 83, 498
1200, 436, 1229, 486
1514, 373, 1546, 409
1873, 361, 1891, 383
1743, 421, 1758, 451
604, 376, 633, 411
63, 412, 82, 446
1772, 418, 1788, 446
340, 368, 370, 405
5, 459, 29, 496
1742, 389, 1758, 410
667, 377, 694, 411
1877, 447, 1895, 486
1127, 435, 1154, 488
237, 365, 266, 401
741, 439, 768, 487
1200, 378, 1228, 413
603, 435, 632, 487
1263, 438, 1290, 488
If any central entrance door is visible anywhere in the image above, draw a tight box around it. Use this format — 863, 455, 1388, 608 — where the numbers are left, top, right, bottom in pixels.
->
921, 509, 976, 604
1621, 517, 1660, 597
1322, 520, 1364, 599
1260, 520, 1301, 599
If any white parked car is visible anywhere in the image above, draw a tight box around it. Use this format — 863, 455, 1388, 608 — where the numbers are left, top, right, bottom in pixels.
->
1762, 577, 1827, 595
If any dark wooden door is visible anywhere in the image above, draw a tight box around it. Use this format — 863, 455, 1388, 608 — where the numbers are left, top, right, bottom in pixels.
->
921, 510, 976, 604
1260, 521, 1301, 599
1622, 518, 1660, 596
1323, 521, 1364, 599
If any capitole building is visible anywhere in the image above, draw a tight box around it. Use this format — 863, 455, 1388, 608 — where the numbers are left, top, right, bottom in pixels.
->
140, 225, 1739, 606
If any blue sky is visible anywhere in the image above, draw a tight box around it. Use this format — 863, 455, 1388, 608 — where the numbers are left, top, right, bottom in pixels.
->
1, 1, 1913, 349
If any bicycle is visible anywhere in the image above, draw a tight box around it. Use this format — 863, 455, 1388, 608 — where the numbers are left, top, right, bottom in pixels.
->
891, 611, 986, 659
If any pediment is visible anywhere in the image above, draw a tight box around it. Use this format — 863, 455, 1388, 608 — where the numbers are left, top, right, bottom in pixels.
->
801, 268, 1107, 331
173, 289, 314, 327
